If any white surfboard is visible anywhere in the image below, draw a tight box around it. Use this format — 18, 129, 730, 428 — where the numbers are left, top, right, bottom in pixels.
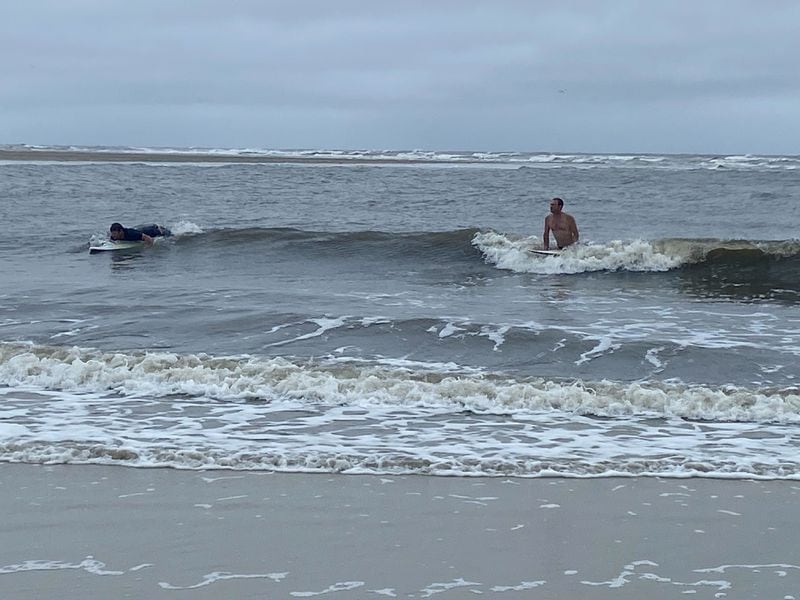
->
89, 240, 144, 253
528, 249, 561, 256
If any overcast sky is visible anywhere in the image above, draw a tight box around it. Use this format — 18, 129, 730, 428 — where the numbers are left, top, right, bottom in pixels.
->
2, 1, 798, 154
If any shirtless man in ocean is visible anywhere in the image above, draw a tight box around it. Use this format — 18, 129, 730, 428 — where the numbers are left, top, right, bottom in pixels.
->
543, 197, 579, 250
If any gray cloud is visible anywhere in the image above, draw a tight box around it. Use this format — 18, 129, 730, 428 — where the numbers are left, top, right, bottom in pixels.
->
2, 0, 798, 153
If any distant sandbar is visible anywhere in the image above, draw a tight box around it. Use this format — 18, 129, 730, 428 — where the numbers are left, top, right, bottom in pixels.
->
0, 148, 448, 165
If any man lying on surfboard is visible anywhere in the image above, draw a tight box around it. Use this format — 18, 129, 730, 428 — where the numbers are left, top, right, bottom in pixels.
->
543, 197, 579, 250
109, 222, 172, 244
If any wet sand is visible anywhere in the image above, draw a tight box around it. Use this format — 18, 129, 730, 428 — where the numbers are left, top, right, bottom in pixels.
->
1, 464, 798, 599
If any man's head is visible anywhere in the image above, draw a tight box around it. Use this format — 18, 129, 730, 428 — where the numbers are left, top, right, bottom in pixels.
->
109, 222, 124, 240
549, 197, 564, 214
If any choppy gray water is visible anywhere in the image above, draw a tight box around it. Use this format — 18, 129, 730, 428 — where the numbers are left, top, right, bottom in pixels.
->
1, 147, 799, 477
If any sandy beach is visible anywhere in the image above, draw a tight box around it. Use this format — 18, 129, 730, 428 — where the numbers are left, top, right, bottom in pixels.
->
1, 464, 797, 599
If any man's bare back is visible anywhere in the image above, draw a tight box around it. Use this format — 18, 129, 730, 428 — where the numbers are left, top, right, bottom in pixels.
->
543, 197, 579, 250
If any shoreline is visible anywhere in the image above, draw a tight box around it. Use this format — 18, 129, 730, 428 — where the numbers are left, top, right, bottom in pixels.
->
1, 463, 798, 599
0, 148, 453, 165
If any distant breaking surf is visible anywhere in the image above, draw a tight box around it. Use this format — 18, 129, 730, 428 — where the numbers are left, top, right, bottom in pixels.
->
2, 144, 799, 171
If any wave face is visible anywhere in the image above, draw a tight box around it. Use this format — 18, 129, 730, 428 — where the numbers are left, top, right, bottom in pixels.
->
90, 225, 800, 288
3, 342, 800, 478
175, 226, 485, 264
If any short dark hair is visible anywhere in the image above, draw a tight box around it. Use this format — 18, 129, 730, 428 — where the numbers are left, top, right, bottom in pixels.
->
551, 197, 564, 207
110, 222, 123, 232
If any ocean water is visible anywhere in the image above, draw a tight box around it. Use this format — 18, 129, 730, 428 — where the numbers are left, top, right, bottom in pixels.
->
1, 146, 799, 478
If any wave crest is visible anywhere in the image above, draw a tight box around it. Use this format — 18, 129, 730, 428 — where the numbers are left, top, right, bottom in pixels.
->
2, 342, 799, 424
474, 232, 800, 279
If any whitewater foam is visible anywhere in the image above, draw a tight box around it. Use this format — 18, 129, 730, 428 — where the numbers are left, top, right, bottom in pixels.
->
2, 342, 799, 422
473, 232, 686, 274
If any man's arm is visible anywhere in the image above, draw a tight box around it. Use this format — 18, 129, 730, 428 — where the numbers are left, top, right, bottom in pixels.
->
543, 217, 551, 250
129, 230, 154, 244
568, 216, 579, 244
